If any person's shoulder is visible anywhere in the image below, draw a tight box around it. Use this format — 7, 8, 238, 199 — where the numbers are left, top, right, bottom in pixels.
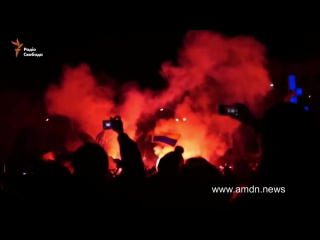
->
229, 193, 260, 210
147, 173, 159, 181
144, 173, 159, 188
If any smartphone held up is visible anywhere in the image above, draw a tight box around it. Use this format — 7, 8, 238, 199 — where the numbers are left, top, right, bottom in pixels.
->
102, 120, 112, 130
102, 116, 122, 130
218, 104, 238, 116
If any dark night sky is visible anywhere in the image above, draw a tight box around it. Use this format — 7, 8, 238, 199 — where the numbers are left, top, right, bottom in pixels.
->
2, 5, 318, 93
2, 24, 320, 94
0, 12, 319, 160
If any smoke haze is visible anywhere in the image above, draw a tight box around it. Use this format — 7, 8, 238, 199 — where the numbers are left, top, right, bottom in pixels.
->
45, 30, 271, 164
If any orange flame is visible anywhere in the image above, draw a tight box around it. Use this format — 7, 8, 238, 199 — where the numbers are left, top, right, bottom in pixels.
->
45, 31, 271, 168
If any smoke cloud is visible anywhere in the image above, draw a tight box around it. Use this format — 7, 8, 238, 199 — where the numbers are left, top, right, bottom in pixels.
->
45, 30, 271, 165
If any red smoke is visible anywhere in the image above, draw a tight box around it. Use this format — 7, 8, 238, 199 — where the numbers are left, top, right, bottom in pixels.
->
45, 30, 271, 166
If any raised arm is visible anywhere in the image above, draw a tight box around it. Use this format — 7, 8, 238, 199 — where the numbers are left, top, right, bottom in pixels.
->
111, 116, 144, 178
229, 103, 261, 134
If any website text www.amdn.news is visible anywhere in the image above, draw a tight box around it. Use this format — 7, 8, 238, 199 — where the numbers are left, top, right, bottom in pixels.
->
212, 186, 285, 193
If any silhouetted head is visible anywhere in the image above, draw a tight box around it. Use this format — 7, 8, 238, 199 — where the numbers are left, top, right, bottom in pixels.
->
260, 103, 317, 167
72, 143, 109, 179
29, 160, 72, 196
178, 157, 226, 208
180, 157, 222, 187
174, 146, 184, 154
33, 161, 71, 178
158, 146, 184, 177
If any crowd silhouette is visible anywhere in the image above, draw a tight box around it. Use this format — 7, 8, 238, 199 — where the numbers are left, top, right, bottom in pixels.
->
0, 102, 318, 209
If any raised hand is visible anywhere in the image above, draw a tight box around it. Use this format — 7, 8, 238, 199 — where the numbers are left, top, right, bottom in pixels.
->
230, 103, 257, 126
110, 115, 124, 134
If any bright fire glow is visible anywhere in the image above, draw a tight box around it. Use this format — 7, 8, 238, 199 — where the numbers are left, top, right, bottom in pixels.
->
42, 152, 55, 161
62, 161, 74, 174
155, 157, 160, 171
45, 31, 271, 167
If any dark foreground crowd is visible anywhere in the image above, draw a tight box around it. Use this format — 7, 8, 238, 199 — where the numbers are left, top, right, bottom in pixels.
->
0, 102, 318, 209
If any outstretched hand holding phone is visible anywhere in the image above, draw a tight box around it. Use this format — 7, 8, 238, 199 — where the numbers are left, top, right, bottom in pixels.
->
110, 116, 124, 134
101, 115, 144, 177
219, 103, 260, 133
229, 103, 257, 126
